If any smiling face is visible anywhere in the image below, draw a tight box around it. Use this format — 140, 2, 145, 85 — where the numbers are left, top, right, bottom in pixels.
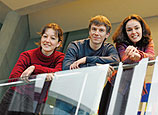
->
41, 28, 61, 56
89, 24, 109, 49
126, 19, 142, 44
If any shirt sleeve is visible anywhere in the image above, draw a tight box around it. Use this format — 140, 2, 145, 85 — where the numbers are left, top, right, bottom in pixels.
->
9, 52, 65, 81
34, 53, 65, 73
86, 44, 120, 65
116, 43, 136, 64
116, 41, 155, 64
138, 40, 155, 60
62, 43, 78, 70
9, 52, 31, 81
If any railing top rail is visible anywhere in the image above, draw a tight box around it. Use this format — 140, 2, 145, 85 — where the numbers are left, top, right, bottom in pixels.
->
0, 58, 157, 87
113, 59, 156, 70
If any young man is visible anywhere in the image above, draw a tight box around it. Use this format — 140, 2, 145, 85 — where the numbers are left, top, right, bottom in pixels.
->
62, 15, 119, 70
54, 15, 120, 115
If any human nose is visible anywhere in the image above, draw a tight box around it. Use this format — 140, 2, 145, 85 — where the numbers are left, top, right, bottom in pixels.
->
45, 37, 51, 42
132, 29, 136, 33
94, 30, 99, 35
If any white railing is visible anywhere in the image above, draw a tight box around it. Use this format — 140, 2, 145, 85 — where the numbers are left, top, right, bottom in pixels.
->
0, 64, 109, 114
108, 56, 158, 115
0, 57, 158, 115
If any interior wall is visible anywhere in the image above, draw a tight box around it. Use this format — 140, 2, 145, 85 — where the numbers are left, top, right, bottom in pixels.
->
0, 11, 29, 80
0, 1, 11, 24
145, 16, 158, 56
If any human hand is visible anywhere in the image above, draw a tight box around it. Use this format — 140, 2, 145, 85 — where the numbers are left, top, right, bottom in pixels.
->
70, 57, 86, 70
106, 66, 115, 79
129, 52, 141, 61
125, 46, 141, 61
20, 65, 35, 82
46, 73, 54, 81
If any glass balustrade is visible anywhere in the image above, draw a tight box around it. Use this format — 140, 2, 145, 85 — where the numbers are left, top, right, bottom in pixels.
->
0, 64, 109, 115
0, 57, 158, 115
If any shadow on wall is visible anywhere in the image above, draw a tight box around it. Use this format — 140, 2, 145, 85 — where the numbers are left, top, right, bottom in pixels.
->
0, 23, 2, 30
24, 37, 40, 51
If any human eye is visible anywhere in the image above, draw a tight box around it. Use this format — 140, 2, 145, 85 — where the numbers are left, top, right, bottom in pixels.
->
42, 34, 47, 38
126, 28, 132, 32
51, 37, 56, 40
99, 29, 104, 32
135, 26, 140, 30
92, 27, 96, 31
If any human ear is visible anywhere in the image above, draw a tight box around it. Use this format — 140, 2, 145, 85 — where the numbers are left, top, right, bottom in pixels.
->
57, 41, 61, 47
105, 32, 110, 38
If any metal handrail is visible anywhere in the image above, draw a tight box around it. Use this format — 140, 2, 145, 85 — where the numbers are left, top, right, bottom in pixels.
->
0, 59, 157, 87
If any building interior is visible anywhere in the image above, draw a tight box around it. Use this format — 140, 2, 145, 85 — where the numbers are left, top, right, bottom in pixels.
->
0, 0, 158, 114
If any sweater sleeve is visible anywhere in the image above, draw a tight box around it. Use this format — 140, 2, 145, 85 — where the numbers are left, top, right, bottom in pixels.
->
9, 52, 31, 81
33, 53, 65, 73
116, 43, 136, 64
117, 41, 155, 64
62, 43, 78, 70
138, 40, 155, 60
86, 44, 120, 65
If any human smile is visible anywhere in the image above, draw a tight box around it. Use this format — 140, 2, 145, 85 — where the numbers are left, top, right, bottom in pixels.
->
93, 36, 100, 40
43, 43, 51, 47
131, 34, 139, 39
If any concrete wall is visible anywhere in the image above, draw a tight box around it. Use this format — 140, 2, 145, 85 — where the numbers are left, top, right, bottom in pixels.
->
0, 1, 10, 31
0, 1, 11, 24
0, 11, 29, 80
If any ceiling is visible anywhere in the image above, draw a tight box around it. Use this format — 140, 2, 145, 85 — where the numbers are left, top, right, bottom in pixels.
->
0, 0, 158, 38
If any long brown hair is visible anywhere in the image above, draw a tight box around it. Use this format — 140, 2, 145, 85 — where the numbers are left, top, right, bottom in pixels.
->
112, 14, 151, 47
